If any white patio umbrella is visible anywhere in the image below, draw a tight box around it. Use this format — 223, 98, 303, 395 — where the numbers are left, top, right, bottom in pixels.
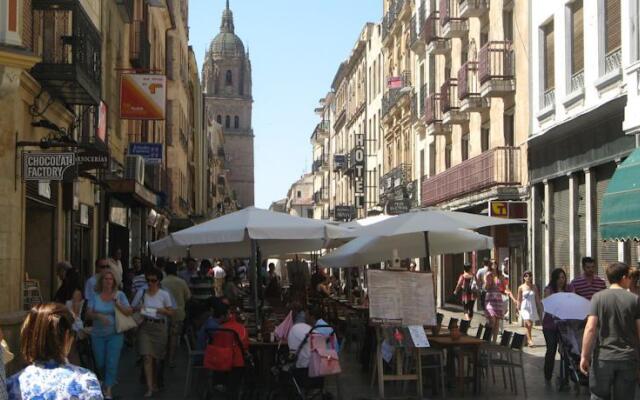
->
350, 208, 524, 270
542, 292, 591, 320
150, 207, 350, 323
319, 229, 494, 268
340, 214, 395, 229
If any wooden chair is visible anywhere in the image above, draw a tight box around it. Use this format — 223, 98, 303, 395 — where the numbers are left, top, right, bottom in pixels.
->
447, 317, 459, 330
459, 320, 471, 335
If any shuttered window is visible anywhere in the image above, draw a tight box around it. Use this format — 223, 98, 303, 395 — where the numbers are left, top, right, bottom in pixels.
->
551, 178, 570, 272
571, 0, 584, 74
577, 174, 587, 279
606, 0, 621, 53
543, 22, 555, 90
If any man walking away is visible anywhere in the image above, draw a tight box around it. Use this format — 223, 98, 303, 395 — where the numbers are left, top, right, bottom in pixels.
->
571, 257, 607, 300
161, 262, 191, 367
580, 262, 640, 400
475, 258, 490, 311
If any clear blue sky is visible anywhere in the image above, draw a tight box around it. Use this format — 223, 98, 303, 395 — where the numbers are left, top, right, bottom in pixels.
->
189, 0, 381, 208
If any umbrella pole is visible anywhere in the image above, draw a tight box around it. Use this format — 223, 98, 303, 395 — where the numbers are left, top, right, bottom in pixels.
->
250, 239, 261, 330
423, 231, 431, 272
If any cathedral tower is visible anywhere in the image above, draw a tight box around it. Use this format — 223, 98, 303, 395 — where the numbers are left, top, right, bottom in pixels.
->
203, 1, 254, 207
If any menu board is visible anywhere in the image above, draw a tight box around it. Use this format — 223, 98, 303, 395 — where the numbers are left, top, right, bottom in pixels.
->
367, 270, 436, 326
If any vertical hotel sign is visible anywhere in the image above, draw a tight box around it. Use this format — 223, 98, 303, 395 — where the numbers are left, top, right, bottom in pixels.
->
354, 133, 366, 209
120, 74, 166, 120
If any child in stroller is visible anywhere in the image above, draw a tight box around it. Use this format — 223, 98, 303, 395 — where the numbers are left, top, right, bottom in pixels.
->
554, 318, 589, 391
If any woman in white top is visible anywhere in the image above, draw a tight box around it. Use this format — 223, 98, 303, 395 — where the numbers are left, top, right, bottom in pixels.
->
516, 271, 542, 347
132, 268, 174, 397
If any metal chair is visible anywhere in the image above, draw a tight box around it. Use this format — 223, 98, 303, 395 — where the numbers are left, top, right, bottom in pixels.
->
483, 330, 513, 388
475, 324, 484, 339
481, 326, 493, 342
490, 333, 528, 397
183, 330, 205, 398
459, 320, 471, 335
436, 312, 444, 327
447, 317, 459, 330
420, 347, 447, 399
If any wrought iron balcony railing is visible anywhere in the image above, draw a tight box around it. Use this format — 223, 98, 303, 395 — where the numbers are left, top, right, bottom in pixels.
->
458, 61, 480, 100
31, 0, 101, 105
313, 188, 329, 204
478, 41, 514, 84
382, 71, 412, 118
425, 93, 443, 125
440, 0, 468, 37
604, 48, 622, 75
312, 155, 329, 173
441, 78, 460, 114
425, 12, 443, 45
380, 164, 412, 195
421, 146, 521, 206
459, 0, 490, 19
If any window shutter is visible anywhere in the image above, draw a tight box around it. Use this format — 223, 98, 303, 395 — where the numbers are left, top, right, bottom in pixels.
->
166, 100, 174, 145
544, 22, 555, 90
606, 0, 621, 53
571, 0, 584, 74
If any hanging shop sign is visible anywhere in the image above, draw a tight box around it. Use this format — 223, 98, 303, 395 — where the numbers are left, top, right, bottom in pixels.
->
76, 149, 110, 171
96, 101, 108, 143
386, 200, 410, 215
335, 205, 355, 221
23, 152, 77, 181
489, 201, 528, 219
120, 74, 167, 120
129, 143, 163, 164
353, 133, 366, 209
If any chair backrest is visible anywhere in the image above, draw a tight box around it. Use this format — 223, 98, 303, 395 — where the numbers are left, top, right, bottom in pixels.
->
499, 330, 513, 347
482, 326, 493, 342
436, 313, 444, 327
510, 333, 526, 350
460, 319, 471, 335
475, 323, 484, 339
448, 317, 459, 330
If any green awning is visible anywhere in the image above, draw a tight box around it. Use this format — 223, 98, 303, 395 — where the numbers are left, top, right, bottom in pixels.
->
600, 148, 640, 241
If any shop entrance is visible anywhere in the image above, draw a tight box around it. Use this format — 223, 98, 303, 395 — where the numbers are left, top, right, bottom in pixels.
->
25, 199, 56, 301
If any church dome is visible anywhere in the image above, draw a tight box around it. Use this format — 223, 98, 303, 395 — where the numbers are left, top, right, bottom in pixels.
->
210, 2, 245, 59
211, 32, 245, 58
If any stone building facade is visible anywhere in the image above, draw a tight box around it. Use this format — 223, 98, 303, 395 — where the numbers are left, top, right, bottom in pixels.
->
202, 1, 255, 208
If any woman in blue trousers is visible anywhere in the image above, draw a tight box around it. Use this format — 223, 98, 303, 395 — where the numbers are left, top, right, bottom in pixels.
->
87, 268, 132, 399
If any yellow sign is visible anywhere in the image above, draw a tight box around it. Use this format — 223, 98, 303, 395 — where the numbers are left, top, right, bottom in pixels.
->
490, 201, 508, 217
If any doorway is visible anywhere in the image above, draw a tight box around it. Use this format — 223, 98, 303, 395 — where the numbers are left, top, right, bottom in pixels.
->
25, 199, 56, 301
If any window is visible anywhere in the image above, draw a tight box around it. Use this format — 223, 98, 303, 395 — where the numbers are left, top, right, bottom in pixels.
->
234, 116, 239, 129
605, 0, 621, 54
543, 21, 555, 91
571, 0, 584, 74
297, 191, 301, 198
429, 143, 436, 176
445, 142, 452, 169
226, 70, 233, 85
461, 134, 470, 161
307, 209, 314, 218
503, 10, 514, 42
225, 116, 230, 129
216, 115, 222, 124
420, 149, 425, 178
481, 126, 490, 152
503, 114, 514, 146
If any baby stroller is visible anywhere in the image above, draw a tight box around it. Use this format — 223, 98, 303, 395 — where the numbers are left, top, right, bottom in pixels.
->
555, 318, 589, 391
268, 325, 339, 400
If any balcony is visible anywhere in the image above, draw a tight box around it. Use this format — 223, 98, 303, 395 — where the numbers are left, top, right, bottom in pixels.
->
425, 12, 449, 55
312, 155, 329, 173
425, 93, 449, 136
313, 188, 329, 205
382, 71, 413, 119
31, 0, 101, 106
421, 146, 521, 207
479, 41, 515, 97
441, 78, 468, 125
333, 154, 347, 172
311, 120, 330, 143
440, 0, 468, 38
380, 165, 418, 207
458, 61, 484, 112
411, 7, 426, 55
459, 0, 489, 18
130, 19, 151, 69
604, 48, 622, 75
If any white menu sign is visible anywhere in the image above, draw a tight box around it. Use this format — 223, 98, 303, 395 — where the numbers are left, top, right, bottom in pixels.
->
367, 270, 436, 326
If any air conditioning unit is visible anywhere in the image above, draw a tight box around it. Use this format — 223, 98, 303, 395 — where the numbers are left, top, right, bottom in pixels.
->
125, 155, 145, 185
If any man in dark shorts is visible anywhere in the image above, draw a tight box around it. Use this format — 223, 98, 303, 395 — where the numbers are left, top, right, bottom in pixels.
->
580, 262, 640, 400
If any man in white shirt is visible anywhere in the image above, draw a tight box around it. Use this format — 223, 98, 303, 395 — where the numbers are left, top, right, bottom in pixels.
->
288, 321, 312, 369
475, 258, 490, 310
212, 261, 226, 297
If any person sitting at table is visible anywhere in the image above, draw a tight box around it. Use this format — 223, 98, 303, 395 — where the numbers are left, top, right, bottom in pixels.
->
287, 308, 330, 393
329, 275, 342, 296
196, 298, 228, 351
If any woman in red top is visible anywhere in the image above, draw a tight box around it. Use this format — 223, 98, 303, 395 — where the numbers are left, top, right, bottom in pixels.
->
453, 263, 477, 321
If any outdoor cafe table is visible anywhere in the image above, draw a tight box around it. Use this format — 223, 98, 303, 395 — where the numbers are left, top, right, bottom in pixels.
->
427, 335, 484, 395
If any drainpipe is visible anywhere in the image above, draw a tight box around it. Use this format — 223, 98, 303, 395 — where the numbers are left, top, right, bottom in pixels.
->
163, 0, 176, 224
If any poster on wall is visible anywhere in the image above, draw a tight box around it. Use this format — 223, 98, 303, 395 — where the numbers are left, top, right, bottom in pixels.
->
120, 74, 166, 120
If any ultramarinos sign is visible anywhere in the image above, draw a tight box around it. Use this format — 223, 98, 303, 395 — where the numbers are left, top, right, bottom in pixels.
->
23, 152, 77, 181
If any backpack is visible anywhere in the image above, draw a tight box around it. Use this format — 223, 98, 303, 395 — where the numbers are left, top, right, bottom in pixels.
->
203, 328, 245, 372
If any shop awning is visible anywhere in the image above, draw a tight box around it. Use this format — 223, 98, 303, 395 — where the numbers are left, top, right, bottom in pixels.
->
106, 179, 159, 208
600, 148, 640, 241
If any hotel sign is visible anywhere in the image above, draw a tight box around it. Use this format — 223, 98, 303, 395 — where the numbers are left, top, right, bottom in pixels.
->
23, 152, 77, 181
353, 134, 366, 209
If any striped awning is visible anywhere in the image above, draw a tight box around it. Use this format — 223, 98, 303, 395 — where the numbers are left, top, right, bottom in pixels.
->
600, 148, 640, 241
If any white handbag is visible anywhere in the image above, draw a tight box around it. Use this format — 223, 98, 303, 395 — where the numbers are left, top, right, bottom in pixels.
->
115, 307, 138, 333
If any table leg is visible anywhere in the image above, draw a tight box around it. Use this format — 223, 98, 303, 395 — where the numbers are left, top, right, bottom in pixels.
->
457, 351, 464, 395
473, 348, 479, 394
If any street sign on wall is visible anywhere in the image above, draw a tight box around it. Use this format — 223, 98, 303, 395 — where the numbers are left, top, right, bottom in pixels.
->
335, 206, 355, 221
129, 143, 163, 164
23, 152, 77, 181
120, 74, 166, 120
386, 200, 410, 215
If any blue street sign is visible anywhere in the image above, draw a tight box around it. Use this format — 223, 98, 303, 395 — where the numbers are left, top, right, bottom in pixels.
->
129, 143, 163, 164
